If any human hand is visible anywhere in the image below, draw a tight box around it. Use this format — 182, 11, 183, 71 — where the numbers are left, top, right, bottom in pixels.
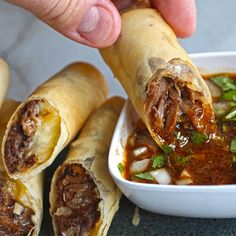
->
8, 0, 196, 48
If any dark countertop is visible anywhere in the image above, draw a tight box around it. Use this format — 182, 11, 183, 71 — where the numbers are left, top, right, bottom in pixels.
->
109, 197, 236, 236
40, 149, 236, 236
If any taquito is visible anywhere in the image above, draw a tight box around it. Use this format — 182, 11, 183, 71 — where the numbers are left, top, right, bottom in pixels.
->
50, 97, 124, 236
0, 100, 43, 236
0, 58, 9, 107
100, 8, 216, 150
2, 62, 108, 179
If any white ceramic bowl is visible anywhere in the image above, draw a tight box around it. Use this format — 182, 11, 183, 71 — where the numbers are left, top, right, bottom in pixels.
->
109, 52, 236, 218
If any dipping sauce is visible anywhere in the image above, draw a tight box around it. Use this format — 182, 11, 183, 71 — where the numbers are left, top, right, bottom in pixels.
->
121, 73, 236, 185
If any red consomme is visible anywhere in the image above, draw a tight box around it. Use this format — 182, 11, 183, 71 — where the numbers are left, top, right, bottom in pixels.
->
121, 73, 236, 185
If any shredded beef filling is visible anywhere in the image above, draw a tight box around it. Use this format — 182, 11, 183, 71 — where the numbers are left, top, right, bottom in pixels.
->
145, 75, 216, 146
0, 174, 34, 236
54, 164, 101, 236
4, 100, 40, 174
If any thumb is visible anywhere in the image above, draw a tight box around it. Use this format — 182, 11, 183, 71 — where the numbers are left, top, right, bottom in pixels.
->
8, 0, 121, 48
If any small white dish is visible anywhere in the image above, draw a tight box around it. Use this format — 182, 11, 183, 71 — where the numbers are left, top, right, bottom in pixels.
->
109, 52, 236, 218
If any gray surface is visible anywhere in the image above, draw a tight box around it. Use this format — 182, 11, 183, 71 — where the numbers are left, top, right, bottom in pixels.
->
109, 198, 236, 236
1, 0, 236, 235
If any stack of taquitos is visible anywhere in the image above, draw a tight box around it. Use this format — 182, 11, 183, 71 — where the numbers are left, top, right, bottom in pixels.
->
100, 8, 216, 149
0, 100, 43, 236
50, 97, 124, 236
2, 62, 108, 179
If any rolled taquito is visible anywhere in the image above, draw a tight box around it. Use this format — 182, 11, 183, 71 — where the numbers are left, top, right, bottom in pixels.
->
100, 8, 216, 150
0, 58, 9, 107
50, 97, 124, 236
2, 62, 108, 179
0, 100, 43, 236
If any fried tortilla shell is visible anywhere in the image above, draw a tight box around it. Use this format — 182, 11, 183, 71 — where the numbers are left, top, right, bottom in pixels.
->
0, 100, 43, 236
100, 8, 216, 149
0, 58, 9, 107
50, 97, 124, 236
2, 62, 108, 179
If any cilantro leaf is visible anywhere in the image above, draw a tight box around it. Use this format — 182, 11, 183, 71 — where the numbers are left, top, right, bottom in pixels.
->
162, 144, 173, 154
230, 137, 236, 153
191, 132, 208, 145
117, 163, 124, 174
211, 76, 236, 92
225, 108, 236, 121
175, 156, 190, 165
152, 155, 164, 169
222, 90, 236, 101
135, 172, 154, 181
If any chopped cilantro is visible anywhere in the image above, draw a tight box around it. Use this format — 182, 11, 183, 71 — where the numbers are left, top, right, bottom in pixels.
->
175, 156, 190, 165
225, 108, 236, 121
152, 155, 164, 169
222, 90, 236, 101
117, 163, 124, 174
230, 137, 236, 153
162, 144, 173, 154
135, 172, 154, 181
191, 132, 208, 145
211, 76, 236, 92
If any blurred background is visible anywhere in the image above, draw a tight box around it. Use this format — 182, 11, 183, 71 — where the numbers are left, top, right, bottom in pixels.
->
1, 0, 236, 235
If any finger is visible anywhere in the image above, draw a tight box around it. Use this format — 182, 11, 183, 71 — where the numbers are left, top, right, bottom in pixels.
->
8, 0, 121, 48
152, 0, 196, 38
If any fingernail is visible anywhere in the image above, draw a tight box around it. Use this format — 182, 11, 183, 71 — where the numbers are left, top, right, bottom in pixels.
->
77, 6, 113, 44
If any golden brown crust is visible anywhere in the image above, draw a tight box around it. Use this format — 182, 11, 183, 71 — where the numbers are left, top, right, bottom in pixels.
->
0, 58, 9, 108
100, 9, 214, 147
50, 97, 125, 236
2, 62, 108, 179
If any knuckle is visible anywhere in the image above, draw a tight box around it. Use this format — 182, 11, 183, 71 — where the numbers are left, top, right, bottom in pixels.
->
37, 0, 84, 27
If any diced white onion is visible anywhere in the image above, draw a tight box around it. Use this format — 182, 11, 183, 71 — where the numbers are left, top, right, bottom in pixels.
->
179, 169, 191, 179
133, 146, 148, 157
150, 168, 171, 185
13, 202, 24, 215
130, 159, 150, 173
176, 178, 193, 185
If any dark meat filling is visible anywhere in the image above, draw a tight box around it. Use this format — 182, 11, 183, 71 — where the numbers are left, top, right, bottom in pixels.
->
4, 100, 40, 174
0, 174, 34, 236
54, 164, 101, 236
145, 75, 216, 146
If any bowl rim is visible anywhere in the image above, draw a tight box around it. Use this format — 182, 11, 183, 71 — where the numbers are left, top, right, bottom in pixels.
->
109, 51, 236, 192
